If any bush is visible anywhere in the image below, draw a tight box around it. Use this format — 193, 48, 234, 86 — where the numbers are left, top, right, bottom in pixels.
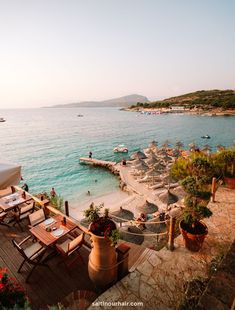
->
50, 195, 64, 211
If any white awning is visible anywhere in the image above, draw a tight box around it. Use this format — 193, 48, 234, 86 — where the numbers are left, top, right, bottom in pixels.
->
0, 162, 21, 189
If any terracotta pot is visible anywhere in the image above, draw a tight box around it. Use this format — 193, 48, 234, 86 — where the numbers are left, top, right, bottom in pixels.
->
224, 177, 235, 189
88, 232, 117, 287
179, 220, 208, 252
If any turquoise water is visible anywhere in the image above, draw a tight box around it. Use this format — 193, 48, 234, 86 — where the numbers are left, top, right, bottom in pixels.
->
0, 108, 234, 203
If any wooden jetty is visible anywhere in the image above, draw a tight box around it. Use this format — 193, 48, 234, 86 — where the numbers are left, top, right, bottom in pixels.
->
79, 157, 117, 170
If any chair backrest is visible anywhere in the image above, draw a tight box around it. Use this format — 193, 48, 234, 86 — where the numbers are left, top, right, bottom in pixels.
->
12, 239, 28, 260
28, 209, 45, 227
0, 187, 13, 198
68, 233, 84, 254
19, 201, 35, 219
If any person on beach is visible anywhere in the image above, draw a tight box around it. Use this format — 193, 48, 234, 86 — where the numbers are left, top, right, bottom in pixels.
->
136, 212, 146, 230
122, 158, 127, 166
50, 187, 56, 197
87, 190, 91, 196
89, 151, 92, 159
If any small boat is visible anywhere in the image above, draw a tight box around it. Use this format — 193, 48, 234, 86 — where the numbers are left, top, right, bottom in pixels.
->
0, 117, 6, 122
113, 144, 128, 153
201, 135, 211, 139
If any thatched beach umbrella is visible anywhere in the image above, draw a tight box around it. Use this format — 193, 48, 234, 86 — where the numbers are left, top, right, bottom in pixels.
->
131, 158, 143, 167
146, 216, 167, 233
149, 140, 158, 148
160, 154, 173, 162
120, 226, 144, 245
134, 160, 149, 172
146, 168, 163, 177
145, 153, 160, 166
111, 207, 134, 223
130, 151, 147, 160
172, 186, 187, 200
153, 162, 166, 171
159, 190, 178, 206
137, 200, 158, 214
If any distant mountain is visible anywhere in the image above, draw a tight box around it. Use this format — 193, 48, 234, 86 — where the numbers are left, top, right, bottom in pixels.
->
47, 94, 149, 108
129, 89, 235, 109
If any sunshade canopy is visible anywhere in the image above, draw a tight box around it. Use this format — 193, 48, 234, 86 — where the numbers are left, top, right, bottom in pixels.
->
0, 162, 21, 189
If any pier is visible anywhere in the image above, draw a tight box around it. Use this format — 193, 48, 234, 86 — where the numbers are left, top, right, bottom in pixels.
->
79, 157, 117, 171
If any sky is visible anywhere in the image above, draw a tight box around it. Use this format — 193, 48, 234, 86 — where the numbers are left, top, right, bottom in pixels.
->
0, 0, 235, 109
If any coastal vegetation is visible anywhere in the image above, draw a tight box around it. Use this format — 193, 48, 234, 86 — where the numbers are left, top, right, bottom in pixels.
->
129, 89, 235, 110
171, 153, 219, 251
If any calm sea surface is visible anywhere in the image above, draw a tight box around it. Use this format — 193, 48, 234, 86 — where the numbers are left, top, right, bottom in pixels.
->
0, 108, 234, 204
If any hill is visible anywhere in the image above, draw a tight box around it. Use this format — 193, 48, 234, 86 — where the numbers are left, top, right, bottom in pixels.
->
47, 94, 149, 108
129, 89, 235, 110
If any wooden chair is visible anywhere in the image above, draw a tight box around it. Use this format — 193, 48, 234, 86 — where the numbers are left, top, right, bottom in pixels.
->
0, 186, 14, 198
28, 208, 46, 227
13, 200, 35, 230
55, 233, 85, 268
0, 209, 9, 227
12, 235, 48, 282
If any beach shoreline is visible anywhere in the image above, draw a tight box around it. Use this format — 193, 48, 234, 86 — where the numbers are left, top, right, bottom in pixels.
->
69, 188, 130, 220
124, 107, 235, 116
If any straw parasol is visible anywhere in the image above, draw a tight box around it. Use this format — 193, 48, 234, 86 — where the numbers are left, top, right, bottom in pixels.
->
137, 200, 158, 214
172, 186, 187, 200
160, 154, 173, 162
120, 226, 144, 245
153, 162, 166, 171
111, 207, 134, 223
159, 190, 178, 206
146, 168, 163, 177
134, 160, 149, 172
149, 140, 158, 148
131, 158, 143, 167
145, 153, 161, 166
146, 216, 167, 233
130, 151, 147, 160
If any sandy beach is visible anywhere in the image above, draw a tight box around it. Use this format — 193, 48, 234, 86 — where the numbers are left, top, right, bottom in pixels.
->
69, 189, 130, 220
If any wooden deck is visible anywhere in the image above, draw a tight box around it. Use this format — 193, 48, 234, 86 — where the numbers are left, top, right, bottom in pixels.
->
0, 223, 96, 309
0, 221, 146, 309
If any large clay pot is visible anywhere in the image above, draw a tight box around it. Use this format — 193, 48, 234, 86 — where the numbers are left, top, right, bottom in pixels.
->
179, 220, 208, 252
88, 232, 117, 287
224, 177, 235, 189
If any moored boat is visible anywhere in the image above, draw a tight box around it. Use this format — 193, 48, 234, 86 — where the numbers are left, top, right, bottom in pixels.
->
113, 144, 128, 153
0, 117, 6, 122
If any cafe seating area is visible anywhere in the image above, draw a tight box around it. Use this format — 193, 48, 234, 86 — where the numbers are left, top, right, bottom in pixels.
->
0, 186, 147, 308
0, 186, 97, 308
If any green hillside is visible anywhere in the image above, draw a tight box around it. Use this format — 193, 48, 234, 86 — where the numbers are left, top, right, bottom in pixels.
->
130, 89, 235, 109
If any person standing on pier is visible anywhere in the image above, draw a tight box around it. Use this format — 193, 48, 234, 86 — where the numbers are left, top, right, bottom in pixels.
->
89, 151, 92, 159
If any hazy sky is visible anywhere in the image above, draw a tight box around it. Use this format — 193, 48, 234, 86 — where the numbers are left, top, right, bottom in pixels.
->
0, 0, 235, 108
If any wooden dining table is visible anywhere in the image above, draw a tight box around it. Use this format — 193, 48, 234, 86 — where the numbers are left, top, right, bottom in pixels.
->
0, 191, 33, 212
30, 214, 77, 247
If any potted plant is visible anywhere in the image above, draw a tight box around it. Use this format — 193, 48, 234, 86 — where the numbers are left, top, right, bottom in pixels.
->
0, 267, 30, 309
84, 203, 120, 287
172, 155, 214, 251
216, 149, 235, 189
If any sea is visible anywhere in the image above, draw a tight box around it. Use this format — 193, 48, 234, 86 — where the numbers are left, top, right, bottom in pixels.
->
0, 107, 234, 205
